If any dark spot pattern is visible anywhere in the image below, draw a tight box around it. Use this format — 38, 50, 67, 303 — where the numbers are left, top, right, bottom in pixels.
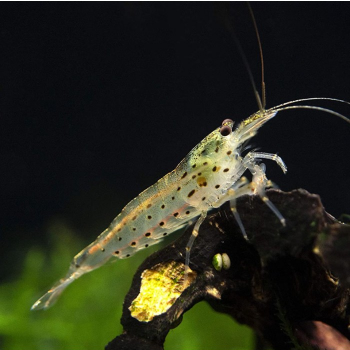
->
147, 215, 152, 220
145, 232, 151, 237
188, 189, 196, 198
147, 204, 152, 208
115, 250, 120, 255
212, 166, 217, 172
163, 232, 168, 236
161, 204, 165, 209
192, 175, 197, 179
145, 244, 149, 248
181, 172, 188, 179
177, 187, 181, 191
215, 185, 220, 189
202, 197, 206, 201
131, 241, 136, 246
126, 254, 130, 258
118, 237, 122, 241
132, 216, 137, 221
215, 146, 219, 153
192, 164, 196, 168
223, 168, 229, 172
186, 211, 190, 215
159, 221, 165, 226
227, 150, 232, 155
173, 212, 179, 217
132, 228, 136, 231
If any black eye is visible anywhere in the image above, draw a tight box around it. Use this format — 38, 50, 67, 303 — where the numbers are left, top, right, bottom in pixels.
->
220, 125, 232, 136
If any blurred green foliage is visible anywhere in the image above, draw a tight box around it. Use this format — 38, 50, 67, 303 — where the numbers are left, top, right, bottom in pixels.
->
0, 219, 253, 350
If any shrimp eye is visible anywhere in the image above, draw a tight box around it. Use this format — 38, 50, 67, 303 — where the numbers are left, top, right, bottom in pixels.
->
220, 125, 232, 136
221, 118, 234, 127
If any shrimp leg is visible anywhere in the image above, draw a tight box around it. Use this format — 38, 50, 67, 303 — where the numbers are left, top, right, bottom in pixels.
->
242, 151, 287, 225
242, 164, 286, 226
211, 152, 287, 239
247, 164, 286, 226
212, 177, 250, 238
184, 211, 207, 272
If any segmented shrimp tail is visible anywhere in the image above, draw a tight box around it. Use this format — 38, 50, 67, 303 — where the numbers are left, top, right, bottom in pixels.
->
31, 265, 84, 310
31, 228, 117, 310
31, 279, 71, 310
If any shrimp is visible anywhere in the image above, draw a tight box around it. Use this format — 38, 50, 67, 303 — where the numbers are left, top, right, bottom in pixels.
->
31, 98, 350, 310
31, 8, 350, 311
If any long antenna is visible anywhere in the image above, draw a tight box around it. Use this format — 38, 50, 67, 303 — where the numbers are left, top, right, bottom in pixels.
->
217, 3, 264, 113
247, 3, 266, 110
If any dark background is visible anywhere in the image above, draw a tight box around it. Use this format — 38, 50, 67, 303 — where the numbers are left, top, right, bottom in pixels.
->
1, 3, 350, 279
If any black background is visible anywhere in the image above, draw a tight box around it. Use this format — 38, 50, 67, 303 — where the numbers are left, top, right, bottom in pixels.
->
1, 3, 349, 278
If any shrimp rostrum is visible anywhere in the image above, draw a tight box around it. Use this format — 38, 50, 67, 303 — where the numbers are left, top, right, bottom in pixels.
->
31, 98, 350, 310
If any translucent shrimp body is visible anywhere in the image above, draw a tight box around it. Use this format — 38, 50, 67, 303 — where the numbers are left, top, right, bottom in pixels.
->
32, 103, 350, 310
32, 109, 285, 310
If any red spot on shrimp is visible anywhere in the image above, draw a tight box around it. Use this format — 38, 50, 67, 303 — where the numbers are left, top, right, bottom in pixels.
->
88, 244, 100, 254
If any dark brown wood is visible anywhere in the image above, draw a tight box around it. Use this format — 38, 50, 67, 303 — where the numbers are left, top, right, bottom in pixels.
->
105, 189, 350, 350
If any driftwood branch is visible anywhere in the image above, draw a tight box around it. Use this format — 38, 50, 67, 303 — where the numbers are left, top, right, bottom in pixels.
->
105, 189, 350, 350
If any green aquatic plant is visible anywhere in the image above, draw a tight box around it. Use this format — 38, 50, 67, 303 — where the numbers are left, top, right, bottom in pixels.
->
0, 219, 253, 350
